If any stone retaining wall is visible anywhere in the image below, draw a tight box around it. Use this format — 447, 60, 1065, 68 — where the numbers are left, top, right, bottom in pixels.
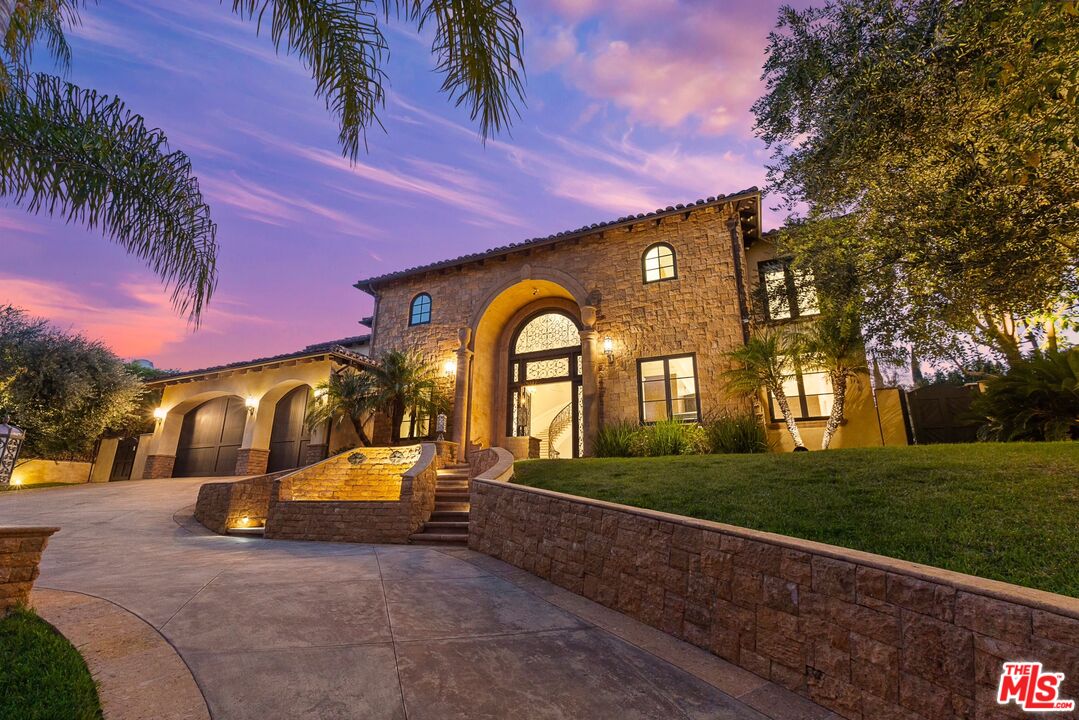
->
0, 527, 59, 613
194, 471, 291, 534
264, 443, 442, 543
469, 478, 1079, 720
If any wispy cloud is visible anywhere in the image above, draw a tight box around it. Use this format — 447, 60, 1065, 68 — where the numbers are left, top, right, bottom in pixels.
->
0, 211, 46, 235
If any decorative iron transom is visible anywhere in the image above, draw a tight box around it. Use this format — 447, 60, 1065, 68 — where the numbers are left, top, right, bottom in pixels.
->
514, 313, 580, 354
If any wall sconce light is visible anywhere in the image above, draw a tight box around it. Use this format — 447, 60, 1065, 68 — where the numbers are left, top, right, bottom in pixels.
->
602, 336, 614, 363
245, 396, 258, 415
443, 359, 457, 377
152, 407, 168, 423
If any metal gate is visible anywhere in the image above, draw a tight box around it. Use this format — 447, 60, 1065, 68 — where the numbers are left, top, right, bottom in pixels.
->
109, 437, 139, 481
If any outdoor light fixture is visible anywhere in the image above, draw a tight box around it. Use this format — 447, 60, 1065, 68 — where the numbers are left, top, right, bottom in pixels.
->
240, 516, 250, 526
0, 419, 26, 487
245, 396, 258, 414
153, 407, 168, 422
603, 336, 615, 363
443, 359, 457, 377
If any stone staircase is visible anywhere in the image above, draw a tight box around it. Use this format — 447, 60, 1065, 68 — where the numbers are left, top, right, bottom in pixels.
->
408, 463, 471, 545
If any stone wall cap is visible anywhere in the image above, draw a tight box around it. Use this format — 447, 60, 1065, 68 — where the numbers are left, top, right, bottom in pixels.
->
474, 477, 1079, 620
0, 526, 61, 537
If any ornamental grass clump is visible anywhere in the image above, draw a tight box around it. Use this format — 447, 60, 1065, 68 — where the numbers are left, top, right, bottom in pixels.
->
594, 420, 640, 457
705, 411, 771, 454
632, 418, 707, 457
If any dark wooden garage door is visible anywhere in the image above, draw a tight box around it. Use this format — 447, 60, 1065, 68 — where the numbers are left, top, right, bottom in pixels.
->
267, 385, 311, 473
173, 396, 246, 477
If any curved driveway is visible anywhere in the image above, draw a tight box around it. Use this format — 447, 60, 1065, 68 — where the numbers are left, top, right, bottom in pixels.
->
0, 478, 836, 720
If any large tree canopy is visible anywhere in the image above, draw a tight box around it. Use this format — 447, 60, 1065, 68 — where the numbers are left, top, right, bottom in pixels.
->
0, 305, 145, 460
754, 0, 1078, 366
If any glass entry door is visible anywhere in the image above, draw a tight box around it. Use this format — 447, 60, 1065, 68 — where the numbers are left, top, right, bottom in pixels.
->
507, 311, 583, 458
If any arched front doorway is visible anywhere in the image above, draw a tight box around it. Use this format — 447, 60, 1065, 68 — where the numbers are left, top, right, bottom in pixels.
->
507, 310, 583, 458
173, 395, 245, 477
267, 384, 313, 472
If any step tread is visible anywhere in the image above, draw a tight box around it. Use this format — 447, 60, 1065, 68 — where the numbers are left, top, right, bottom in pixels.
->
409, 533, 468, 544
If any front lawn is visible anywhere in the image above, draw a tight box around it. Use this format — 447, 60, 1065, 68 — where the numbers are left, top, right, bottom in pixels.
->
0, 608, 102, 720
513, 443, 1079, 597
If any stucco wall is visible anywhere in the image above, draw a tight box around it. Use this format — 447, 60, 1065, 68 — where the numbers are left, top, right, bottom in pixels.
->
369, 202, 753, 449
12, 460, 91, 486
768, 383, 910, 451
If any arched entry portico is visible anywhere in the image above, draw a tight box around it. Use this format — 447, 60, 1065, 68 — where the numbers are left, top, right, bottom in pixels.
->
450, 266, 599, 459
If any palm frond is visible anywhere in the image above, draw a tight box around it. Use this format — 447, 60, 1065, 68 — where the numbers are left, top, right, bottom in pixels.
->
1, 1, 85, 92
395, 0, 524, 140
231, 0, 388, 159
0, 74, 218, 321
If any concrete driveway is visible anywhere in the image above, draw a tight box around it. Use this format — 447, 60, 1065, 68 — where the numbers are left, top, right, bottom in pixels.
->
0, 479, 835, 720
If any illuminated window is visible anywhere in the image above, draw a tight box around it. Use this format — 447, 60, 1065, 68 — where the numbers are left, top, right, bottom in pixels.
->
637, 354, 700, 423
759, 260, 819, 320
769, 360, 834, 421
642, 243, 677, 283
409, 293, 432, 326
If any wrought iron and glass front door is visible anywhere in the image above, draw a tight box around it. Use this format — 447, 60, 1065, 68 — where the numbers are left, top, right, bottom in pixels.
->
507, 310, 583, 458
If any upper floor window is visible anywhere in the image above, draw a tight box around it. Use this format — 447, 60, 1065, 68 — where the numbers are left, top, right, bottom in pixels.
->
637, 354, 700, 423
409, 293, 432, 326
642, 243, 677, 283
759, 259, 819, 320
770, 360, 834, 421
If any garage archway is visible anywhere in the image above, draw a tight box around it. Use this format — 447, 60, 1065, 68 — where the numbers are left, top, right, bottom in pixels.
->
173, 395, 246, 477
267, 384, 312, 472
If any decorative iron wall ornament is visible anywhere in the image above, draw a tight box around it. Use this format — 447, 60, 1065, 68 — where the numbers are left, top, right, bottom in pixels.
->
525, 358, 570, 381
0, 420, 26, 486
347, 452, 367, 465
435, 413, 447, 441
514, 313, 580, 354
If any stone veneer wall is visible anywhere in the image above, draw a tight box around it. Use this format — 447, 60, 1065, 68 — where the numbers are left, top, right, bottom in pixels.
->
0, 527, 59, 613
469, 478, 1079, 720
263, 443, 442, 543
234, 448, 270, 476
368, 200, 754, 447
194, 471, 292, 534
143, 454, 175, 479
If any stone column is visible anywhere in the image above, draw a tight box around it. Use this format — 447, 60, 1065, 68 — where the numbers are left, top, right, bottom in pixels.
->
579, 306, 600, 457
451, 327, 473, 462
305, 421, 330, 465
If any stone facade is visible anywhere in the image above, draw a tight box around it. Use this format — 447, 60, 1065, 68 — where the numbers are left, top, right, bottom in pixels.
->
363, 196, 758, 453
194, 471, 291, 534
144, 454, 175, 479
0, 526, 59, 613
469, 479, 1079, 720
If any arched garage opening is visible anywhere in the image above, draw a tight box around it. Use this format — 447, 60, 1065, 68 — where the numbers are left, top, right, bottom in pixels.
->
267, 384, 312, 472
173, 395, 246, 477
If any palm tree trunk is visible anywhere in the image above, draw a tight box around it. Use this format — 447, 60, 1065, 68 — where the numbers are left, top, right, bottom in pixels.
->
350, 414, 372, 447
771, 386, 806, 449
390, 400, 405, 444
821, 373, 847, 450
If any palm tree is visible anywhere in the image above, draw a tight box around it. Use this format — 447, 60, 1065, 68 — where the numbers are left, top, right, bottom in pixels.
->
724, 328, 806, 450
305, 368, 381, 447
798, 300, 869, 450
1, 0, 525, 322
367, 349, 442, 443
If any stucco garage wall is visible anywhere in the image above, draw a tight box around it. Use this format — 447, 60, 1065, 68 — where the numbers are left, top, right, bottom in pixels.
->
469, 477, 1079, 720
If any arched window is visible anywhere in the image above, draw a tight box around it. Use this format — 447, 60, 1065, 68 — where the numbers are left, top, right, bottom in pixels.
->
642, 243, 677, 283
409, 293, 432, 326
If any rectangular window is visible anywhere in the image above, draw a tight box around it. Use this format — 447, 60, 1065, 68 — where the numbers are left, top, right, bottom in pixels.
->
769, 360, 834, 421
759, 259, 819, 320
637, 354, 700, 423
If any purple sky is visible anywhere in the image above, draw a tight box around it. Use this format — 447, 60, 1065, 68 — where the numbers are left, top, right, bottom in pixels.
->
0, 0, 802, 371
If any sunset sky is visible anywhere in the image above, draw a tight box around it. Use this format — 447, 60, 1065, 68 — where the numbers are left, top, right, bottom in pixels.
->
0, 0, 805, 371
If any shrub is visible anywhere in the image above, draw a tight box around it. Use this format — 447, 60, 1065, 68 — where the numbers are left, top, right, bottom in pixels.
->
705, 411, 771, 454
632, 419, 708, 457
973, 349, 1079, 441
594, 421, 640, 457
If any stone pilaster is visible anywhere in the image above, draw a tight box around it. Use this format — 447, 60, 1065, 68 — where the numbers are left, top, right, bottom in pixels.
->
143, 455, 175, 479
303, 444, 328, 466
234, 448, 269, 476
0, 526, 59, 614
579, 305, 600, 457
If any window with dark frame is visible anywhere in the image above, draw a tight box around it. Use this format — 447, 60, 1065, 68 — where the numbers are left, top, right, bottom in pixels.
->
409, 293, 432, 326
637, 354, 700, 423
758, 259, 819, 320
642, 243, 677, 283
769, 359, 834, 421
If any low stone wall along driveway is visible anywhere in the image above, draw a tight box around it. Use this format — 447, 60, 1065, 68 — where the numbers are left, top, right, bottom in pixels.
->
0, 478, 840, 720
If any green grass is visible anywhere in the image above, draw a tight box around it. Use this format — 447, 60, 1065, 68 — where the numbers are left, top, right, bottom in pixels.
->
0, 608, 102, 720
513, 443, 1079, 598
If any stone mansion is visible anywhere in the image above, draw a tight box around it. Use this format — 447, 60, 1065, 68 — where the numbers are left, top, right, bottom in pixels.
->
138, 188, 906, 479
